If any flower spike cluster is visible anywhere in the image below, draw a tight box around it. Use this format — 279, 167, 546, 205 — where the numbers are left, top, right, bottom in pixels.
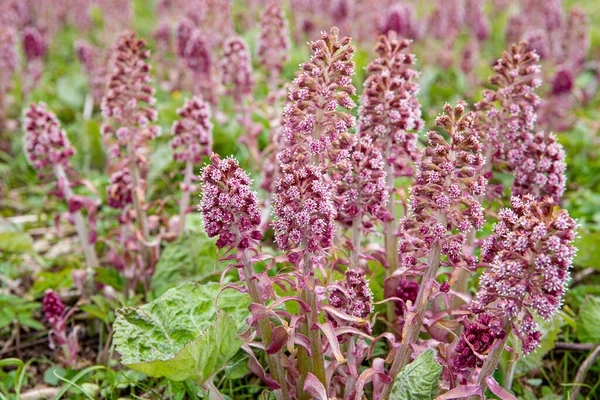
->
258, 3, 290, 81
200, 154, 263, 250
171, 96, 213, 163
277, 27, 357, 173
335, 135, 388, 227
101, 31, 159, 158
476, 41, 567, 203
475, 195, 577, 354
399, 102, 486, 270
76, 41, 108, 103
512, 131, 566, 202
23, 102, 75, 173
359, 32, 423, 178
272, 165, 335, 254
219, 36, 254, 103
475, 41, 542, 167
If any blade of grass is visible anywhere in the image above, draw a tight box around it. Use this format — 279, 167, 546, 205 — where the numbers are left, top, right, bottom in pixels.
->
0, 358, 25, 397
53, 365, 105, 400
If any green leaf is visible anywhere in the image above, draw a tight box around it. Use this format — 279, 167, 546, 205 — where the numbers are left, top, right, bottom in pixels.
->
390, 349, 442, 400
514, 314, 563, 374
224, 352, 250, 380
577, 296, 600, 343
113, 282, 250, 383
43, 366, 65, 386
151, 233, 219, 296
574, 232, 600, 270
0, 232, 34, 254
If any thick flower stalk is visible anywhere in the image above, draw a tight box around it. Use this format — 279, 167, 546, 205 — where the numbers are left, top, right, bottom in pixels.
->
219, 36, 254, 111
273, 26, 357, 392
358, 32, 423, 275
258, 3, 290, 87
24, 103, 99, 293
43, 290, 80, 366
468, 195, 576, 394
277, 27, 357, 174
172, 96, 212, 233
101, 31, 159, 274
382, 102, 487, 397
200, 154, 289, 398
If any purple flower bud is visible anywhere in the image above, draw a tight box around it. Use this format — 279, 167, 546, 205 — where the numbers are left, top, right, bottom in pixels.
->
106, 167, 133, 209
454, 313, 507, 374
327, 269, 374, 334
43, 289, 65, 323
381, 3, 419, 39
22, 27, 46, 62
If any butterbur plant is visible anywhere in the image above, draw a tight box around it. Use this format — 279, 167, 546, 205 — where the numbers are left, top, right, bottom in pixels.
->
23, 102, 99, 294
358, 32, 423, 276
43, 290, 80, 366
102, 31, 160, 282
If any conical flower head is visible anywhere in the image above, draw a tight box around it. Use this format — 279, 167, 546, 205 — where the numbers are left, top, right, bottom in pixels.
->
359, 32, 423, 177
101, 31, 159, 153
272, 165, 335, 254
476, 195, 577, 354
200, 154, 262, 250
399, 102, 486, 270
23, 102, 75, 172
171, 96, 213, 163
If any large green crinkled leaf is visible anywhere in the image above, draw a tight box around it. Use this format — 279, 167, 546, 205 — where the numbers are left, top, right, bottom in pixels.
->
577, 296, 600, 343
514, 314, 564, 374
390, 349, 442, 400
151, 232, 219, 296
113, 282, 250, 382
